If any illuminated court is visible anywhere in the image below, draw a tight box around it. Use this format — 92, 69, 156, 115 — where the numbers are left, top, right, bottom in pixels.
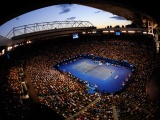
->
58, 58, 133, 94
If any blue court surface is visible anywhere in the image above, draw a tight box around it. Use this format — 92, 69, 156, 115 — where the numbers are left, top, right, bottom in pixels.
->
58, 58, 132, 94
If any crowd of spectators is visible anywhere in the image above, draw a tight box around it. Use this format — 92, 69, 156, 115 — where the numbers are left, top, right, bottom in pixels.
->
0, 33, 160, 120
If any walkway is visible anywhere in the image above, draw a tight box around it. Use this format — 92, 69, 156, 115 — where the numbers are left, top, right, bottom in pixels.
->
112, 105, 119, 120
24, 68, 40, 103
66, 97, 101, 120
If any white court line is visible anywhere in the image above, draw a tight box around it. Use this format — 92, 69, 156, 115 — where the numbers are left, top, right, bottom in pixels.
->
73, 62, 89, 71
72, 59, 90, 68
88, 68, 115, 80
73, 61, 96, 73
72, 59, 114, 80
87, 69, 107, 80
74, 62, 94, 69
95, 68, 106, 76
78, 59, 90, 66
88, 73, 107, 80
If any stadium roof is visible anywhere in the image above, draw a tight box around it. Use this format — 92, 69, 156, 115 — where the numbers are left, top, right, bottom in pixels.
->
0, 0, 160, 28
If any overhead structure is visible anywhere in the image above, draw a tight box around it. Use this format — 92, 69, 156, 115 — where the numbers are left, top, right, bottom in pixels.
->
6, 21, 94, 38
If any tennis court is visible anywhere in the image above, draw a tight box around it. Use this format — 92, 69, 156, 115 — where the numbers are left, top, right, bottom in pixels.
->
58, 58, 133, 93
72, 61, 114, 80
